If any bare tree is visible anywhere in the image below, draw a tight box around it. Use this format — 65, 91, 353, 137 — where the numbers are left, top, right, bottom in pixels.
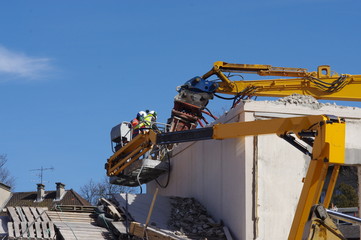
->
79, 179, 99, 205
80, 177, 136, 205
0, 154, 15, 189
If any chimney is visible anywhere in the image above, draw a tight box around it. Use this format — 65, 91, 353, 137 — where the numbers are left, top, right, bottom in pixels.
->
56, 182, 66, 201
36, 184, 45, 202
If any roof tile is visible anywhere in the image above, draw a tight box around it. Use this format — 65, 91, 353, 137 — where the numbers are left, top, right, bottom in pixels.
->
5, 189, 91, 209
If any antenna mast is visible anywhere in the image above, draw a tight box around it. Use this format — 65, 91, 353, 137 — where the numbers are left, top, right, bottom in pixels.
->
30, 166, 54, 184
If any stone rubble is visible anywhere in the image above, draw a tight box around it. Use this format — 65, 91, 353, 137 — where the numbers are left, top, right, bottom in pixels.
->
272, 93, 343, 109
276, 94, 320, 105
168, 197, 226, 240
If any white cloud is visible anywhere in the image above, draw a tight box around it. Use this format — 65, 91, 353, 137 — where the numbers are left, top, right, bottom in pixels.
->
0, 45, 53, 80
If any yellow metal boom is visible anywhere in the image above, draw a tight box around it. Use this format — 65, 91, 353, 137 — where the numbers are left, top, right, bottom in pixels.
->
203, 61, 361, 101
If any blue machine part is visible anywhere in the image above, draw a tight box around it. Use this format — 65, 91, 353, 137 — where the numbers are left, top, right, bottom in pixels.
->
180, 76, 219, 93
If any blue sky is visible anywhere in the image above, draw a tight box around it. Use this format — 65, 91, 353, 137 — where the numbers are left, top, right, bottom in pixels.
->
0, 0, 360, 192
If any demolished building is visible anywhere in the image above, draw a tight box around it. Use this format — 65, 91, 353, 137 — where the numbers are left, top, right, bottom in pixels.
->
144, 96, 361, 239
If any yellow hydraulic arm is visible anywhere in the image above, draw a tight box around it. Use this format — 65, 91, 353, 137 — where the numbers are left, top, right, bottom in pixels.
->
203, 61, 361, 101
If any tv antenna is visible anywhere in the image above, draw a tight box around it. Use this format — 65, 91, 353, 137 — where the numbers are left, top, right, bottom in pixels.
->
30, 166, 54, 184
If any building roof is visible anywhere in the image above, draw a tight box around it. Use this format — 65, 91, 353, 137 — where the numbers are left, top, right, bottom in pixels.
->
0, 182, 11, 191
47, 211, 113, 240
5, 189, 91, 209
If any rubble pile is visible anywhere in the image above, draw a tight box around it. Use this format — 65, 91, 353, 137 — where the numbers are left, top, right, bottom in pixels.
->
276, 94, 320, 105
271, 94, 334, 110
168, 197, 226, 239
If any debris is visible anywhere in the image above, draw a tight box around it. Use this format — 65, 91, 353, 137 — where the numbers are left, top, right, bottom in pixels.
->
98, 198, 122, 220
168, 197, 227, 239
273, 94, 346, 109
223, 226, 234, 240
143, 188, 159, 237
276, 94, 320, 106
109, 193, 230, 239
94, 198, 129, 238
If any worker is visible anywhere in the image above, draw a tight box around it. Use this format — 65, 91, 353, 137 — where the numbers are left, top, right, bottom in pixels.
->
142, 110, 159, 132
130, 111, 147, 137
143, 110, 157, 128
136, 111, 146, 121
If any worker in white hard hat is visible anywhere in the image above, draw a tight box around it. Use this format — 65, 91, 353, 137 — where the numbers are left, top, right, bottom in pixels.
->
136, 111, 146, 121
130, 110, 158, 137
144, 110, 157, 130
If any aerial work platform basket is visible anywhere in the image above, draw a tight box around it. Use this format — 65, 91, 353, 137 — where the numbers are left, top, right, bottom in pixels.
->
108, 121, 171, 187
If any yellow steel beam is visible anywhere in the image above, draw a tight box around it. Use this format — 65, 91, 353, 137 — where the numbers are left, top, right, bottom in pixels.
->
212, 115, 325, 140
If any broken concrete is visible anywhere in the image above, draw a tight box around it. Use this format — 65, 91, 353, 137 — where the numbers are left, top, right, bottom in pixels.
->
168, 197, 226, 239
275, 93, 324, 108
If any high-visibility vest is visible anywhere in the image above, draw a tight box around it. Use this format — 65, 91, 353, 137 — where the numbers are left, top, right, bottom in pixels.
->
144, 114, 155, 127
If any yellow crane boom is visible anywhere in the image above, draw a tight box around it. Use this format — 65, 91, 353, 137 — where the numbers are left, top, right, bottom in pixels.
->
204, 61, 361, 101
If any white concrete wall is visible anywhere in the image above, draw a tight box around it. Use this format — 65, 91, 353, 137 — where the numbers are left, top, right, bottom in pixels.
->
148, 100, 361, 240
148, 106, 255, 239
256, 134, 309, 239
345, 120, 361, 165
253, 103, 361, 239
